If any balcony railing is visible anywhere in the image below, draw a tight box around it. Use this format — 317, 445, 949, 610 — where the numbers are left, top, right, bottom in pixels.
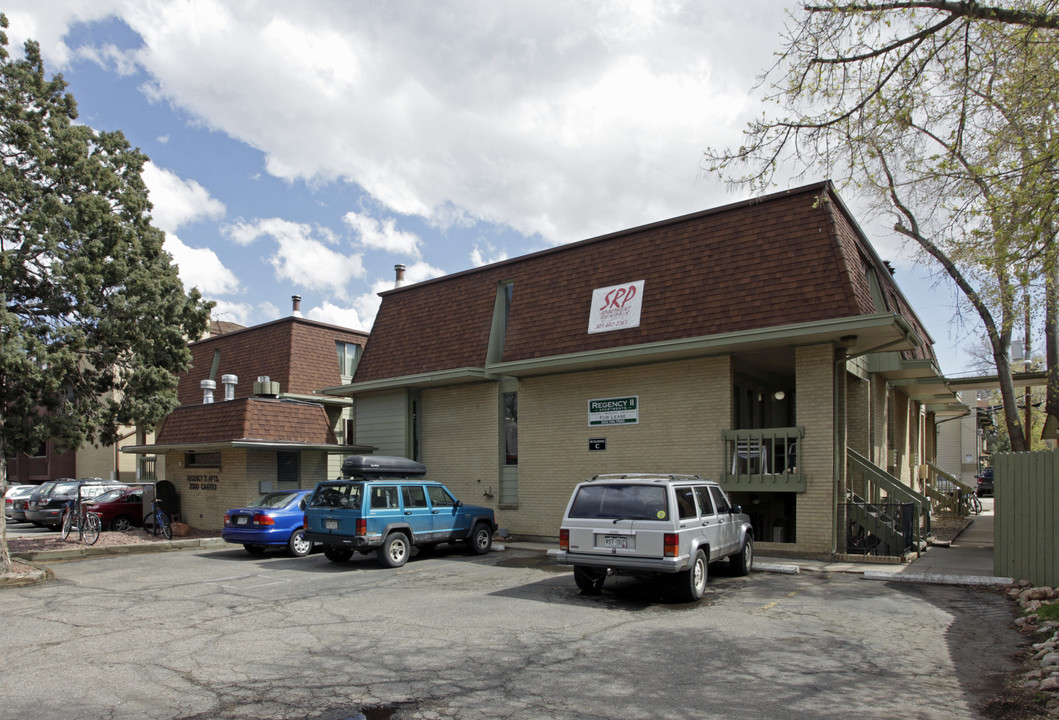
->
723, 427, 805, 491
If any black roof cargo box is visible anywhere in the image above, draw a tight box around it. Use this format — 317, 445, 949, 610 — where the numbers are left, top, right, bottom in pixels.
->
341, 455, 427, 479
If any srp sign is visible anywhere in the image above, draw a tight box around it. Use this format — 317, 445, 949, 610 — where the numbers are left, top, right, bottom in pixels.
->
588, 280, 645, 334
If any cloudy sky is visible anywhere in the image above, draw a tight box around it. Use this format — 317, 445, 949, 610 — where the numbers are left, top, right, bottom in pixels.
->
5, 0, 979, 374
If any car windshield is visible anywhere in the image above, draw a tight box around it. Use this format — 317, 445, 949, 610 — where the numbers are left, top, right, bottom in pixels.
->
251, 492, 300, 509
92, 489, 127, 503
568, 484, 668, 520
309, 483, 362, 509
52, 481, 81, 496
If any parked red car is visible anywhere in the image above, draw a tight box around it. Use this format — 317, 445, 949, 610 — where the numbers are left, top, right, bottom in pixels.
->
84, 487, 146, 531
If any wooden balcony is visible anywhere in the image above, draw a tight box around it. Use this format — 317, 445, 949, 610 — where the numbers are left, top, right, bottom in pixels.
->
722, 427, 806, 492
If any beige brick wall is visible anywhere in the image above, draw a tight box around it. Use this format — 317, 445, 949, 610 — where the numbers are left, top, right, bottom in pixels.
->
514, 356, 731, 538
420, 382, 501, 515
780, 344, 834, 556
414, 357, 731, 539
870, 375, 888, 467
847, 372, 870, 457
164, 448, 326, 530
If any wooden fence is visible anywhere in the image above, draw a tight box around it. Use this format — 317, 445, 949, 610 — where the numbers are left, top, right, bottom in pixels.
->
994, 450, 1059, 587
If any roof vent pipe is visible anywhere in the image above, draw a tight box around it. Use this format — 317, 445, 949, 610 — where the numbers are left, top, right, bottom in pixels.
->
394, 264, 406, 288
221, 374, 238, 401
200, 379, 216, 404
291, 295, 302, 317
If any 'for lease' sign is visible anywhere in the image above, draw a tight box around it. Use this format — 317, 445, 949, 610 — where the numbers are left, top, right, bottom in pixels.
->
588, 396, 639, 426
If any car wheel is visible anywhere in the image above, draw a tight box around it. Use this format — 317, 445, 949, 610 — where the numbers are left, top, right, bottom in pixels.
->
323, 545, 353, 563
573, 566, 606, 594
378, 533, 410, 568
729, 536, 753, 577
677, 550, 708, 602
111, 515, 133, 532
468, 523, 492, 555
287, 528, 312, 557
243, 544, 267, 554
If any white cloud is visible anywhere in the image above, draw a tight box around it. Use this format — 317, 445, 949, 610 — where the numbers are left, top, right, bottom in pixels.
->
223, 218, 365, 299
142, 162, 226, 234
343, 211, 421, 258
164, 233, 241, 296
19, 0, 794, 247
470, 243, 508, 268
305, 301, 368, 331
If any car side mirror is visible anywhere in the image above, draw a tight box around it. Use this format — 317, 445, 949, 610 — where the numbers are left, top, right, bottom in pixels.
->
456, 500, 464, 507
731, 505, 742, 514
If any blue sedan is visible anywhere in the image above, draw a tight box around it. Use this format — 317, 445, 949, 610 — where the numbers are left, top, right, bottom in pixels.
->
222, 490, 315, 557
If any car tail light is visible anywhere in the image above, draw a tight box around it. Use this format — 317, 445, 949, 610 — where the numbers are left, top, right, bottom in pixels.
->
664, 533, 679, 557
223, 513, 231, 525
559, 528, 569, 551
252, 513, 275, 526
303, 514, 308, 529
356, 518, 367, 536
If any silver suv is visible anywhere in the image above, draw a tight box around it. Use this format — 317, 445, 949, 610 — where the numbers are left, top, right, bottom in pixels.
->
549, 474, 753, 601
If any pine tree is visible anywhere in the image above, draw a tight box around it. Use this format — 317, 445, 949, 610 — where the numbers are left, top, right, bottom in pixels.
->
0, 15, 211, 573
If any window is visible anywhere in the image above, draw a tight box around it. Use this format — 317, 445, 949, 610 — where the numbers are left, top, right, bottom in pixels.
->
277, 451, 299, 489
675, 487, 698, 520
185, 452, 221, 468
503, 391, 518, 465
402, 485, 428, 509
568, 484, 668, 520
694, 486, 715, 516
370, 485, 399, 509
427, 485, 456, 508
336, 342, 360, 377
710, 486, 731, 514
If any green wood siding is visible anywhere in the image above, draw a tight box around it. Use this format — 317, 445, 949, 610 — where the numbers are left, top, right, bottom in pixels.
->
355, 391, 408, 457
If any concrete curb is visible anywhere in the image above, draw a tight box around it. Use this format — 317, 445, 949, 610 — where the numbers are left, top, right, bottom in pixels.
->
0, 560, 54, 588
10, 537, 228, 563
754, 562, 801, 575
863, 570, 1015, 586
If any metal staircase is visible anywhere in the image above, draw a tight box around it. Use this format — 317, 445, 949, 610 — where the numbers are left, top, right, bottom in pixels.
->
844, 449, 930, 558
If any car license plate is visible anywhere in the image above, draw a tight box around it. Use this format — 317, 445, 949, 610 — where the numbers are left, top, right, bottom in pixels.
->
603, 535, 628, 549
236, 516, 248, 525
325, 519, 339, 530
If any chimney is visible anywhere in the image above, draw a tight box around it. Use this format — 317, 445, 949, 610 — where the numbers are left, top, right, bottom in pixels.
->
291, 295, 302, 317
200, 379, 216, 404
221, 374, 238, 401
394, 264, 406, 288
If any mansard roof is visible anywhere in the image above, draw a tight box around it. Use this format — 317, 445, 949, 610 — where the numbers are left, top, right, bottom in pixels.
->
350, 181, 936, 385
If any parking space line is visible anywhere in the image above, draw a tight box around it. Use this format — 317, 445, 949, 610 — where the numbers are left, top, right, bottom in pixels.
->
760, 590, 800, 611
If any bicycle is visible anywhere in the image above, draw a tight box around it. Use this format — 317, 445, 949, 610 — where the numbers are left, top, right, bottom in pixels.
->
61, 497, 102, 545
143, 497, 172, 540
967, 492, 983, 516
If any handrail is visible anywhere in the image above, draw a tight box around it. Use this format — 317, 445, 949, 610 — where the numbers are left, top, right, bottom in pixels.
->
846, 448, 928, 555
924, 461, 975, 493
848, 449, 928, 507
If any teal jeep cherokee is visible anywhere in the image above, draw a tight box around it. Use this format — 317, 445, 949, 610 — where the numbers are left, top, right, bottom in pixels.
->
303, 455, 497, 567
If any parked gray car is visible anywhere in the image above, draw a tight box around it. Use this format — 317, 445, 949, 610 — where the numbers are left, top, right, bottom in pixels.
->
549, 474, 753, 601
4, 484, 36, 523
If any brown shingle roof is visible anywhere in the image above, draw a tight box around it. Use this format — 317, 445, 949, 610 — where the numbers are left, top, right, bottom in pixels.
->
177, 317, 368, 406
354, 182, 936, 382
156, 398, 338, 445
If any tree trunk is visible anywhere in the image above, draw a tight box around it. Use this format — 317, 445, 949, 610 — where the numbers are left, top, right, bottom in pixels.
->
0, 446, 11, 575
995, 347, 1029, 451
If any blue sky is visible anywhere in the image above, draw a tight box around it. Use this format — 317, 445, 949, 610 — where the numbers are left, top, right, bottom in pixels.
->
5, 1, 986, 375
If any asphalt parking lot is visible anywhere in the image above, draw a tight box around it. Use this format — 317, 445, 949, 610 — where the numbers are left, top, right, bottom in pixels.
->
0, 541, 1027, 720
